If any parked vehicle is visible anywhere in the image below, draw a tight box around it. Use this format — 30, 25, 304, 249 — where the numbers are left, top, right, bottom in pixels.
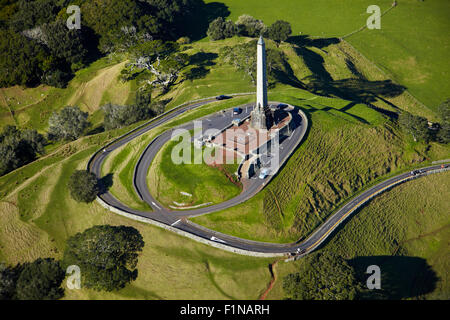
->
259, 168, 270, 179
216, 95, 230, 100
233, 107, 242, 115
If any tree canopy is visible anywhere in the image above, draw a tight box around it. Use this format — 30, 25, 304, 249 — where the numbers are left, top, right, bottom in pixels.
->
283, 251, 362, 300
235, 14, 267, 38
68, 170, 100, 203
267, 20, 292, 44
48, 106, 90, 141
15, 258, 65, 300
62, 225, 145, 291
0, 125, 46, 176
207, 17, 236, 41
399, 112, 430, 142
0, 0, 205, 87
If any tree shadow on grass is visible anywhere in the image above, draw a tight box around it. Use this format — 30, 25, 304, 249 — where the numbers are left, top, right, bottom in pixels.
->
185, 2, 231, 41
287, 35, 406, 120
98, 173, 113, 195
204, 260, 238, 300
350, 256, 439, 300
185, 52, 219, 81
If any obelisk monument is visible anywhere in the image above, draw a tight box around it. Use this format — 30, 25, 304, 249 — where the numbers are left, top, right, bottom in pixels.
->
256, 35, 268, 110
250, 36, 272, 130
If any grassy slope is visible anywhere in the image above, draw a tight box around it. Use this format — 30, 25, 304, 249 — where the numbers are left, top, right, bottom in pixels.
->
0, 3, 448, 298
0, 126, 274, 300
191, 88, 449, 243
205, 0, 449, 110
268, 172, 450, 300
0, 55, 130, 132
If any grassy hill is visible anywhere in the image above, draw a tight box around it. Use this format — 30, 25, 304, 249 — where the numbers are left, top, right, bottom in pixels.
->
191, 87, 449, 243
0, 55, 131, 132
267, 171, 450, 300
0, 121, 275, 300
0, 1, 448, 299
205, 0, 450, 110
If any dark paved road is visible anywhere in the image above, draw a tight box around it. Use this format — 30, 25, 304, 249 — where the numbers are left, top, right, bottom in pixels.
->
88, 98, 449, 256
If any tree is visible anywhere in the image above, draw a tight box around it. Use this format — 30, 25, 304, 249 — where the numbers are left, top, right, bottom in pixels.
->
0, 263, 22, 300
236, 14, 267, 37
221, 40, 290, 86
283, 251, 362, 300
68, 170, 100, 203
0, 125, 46, 176
129, 40, 188, 90
399, 112, 430, 142
48, 106, 90, 141
135, 85, 152, 109
149, 101, 165, 116
62, 225, 145, 291
103, 103, 151, 130
15, 258, 65, 300
41, 19, 88, 70
435, 99, 450, 144
437, 98, 450, 123
436, 122, 450, 144
207, 17, 236, 41
267, 20, 292, 45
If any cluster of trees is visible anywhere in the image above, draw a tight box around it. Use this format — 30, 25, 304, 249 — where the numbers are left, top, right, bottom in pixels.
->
0, 95, 165, 176
0, 125, 46, 176
282, 251, 363, 300
62, 225, 145, 292
221, 39, 291, 86
0, 258, 65, 300
207, 14, 292, 44
0, 0, 90, 87
0, 0, 204, 87
399, 99, 449, 144
103, 87, 165, 130
0, 224, 145, 299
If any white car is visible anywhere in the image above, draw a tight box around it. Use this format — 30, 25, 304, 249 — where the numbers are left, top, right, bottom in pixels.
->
258, 168, 270, 179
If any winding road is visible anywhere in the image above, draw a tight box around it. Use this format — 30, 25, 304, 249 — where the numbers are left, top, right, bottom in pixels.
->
88, 96, 449, 258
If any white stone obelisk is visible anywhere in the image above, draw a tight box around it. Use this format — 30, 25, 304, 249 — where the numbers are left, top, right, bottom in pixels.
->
256, 36, 268, 110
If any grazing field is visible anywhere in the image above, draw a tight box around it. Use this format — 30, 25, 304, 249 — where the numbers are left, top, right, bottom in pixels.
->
268, 172, 450, 300
205, 0, 450, 110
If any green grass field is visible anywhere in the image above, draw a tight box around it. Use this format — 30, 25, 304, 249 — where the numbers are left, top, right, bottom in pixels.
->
148, 139, 242, 209
268, 172, 450, 300
205, 0, 450, 110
